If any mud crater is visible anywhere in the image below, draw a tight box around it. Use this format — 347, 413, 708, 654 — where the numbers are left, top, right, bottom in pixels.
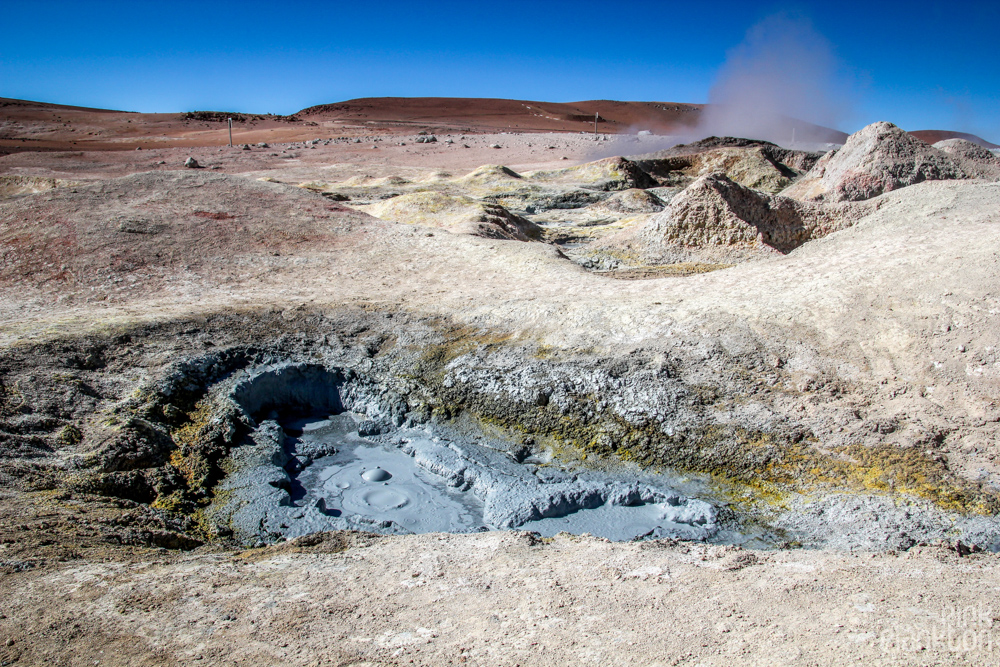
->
209, 361, 721, 546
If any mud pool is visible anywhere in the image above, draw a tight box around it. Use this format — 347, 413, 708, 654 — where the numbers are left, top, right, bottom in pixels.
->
217, 412, 720, 545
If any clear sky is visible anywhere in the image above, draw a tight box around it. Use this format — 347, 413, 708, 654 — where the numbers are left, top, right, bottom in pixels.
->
2, 0, 998, 138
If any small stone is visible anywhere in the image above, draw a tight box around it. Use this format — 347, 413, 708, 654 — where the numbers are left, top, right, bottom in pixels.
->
357, 420, 380, 437
184, 157, 199, 168
242, 144, 251, 151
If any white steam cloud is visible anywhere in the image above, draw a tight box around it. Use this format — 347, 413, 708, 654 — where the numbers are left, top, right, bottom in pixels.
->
695, 14, 852, 145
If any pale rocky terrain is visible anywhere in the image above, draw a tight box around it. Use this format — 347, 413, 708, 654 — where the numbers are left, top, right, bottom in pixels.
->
781, 122, 968, 202
2, 101, 1000, 665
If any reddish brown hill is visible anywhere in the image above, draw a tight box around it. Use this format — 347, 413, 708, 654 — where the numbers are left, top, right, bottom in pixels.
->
0, 95, 902, 155
299, 97, 706, 134
909, 130, 998, 149
0, 97, 123, 113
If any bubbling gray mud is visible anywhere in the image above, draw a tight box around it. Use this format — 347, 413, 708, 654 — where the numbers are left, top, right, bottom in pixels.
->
221, 412, 717, 544
293, 416, 484, 535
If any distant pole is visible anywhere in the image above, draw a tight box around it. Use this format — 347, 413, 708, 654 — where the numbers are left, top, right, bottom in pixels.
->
594, 112, 599, 136
228, 118, 233, 147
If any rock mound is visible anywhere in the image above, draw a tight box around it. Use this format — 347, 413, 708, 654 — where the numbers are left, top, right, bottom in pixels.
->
638, 146, 800, 194
782, 121, 967, 202
910, 130, 999, 149
933, 139, 1000, 180
367, 191, 541, 241
455, 165, 524, 192
524, 157, 655, 191
584, 173, 865, 267
459, 164, 521, 181
633, 138, 824, 184
585, 189, 665, 214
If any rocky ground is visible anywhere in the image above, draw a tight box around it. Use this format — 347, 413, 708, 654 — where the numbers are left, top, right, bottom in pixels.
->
2, 106, 1000, 664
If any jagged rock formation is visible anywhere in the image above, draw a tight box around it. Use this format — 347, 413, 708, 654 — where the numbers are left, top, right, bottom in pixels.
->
933, 138, 1000, 180
782, 121, 968, 202
366, 191, 541, 241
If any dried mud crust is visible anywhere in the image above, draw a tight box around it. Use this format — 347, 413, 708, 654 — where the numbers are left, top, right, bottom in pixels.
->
1, 304, 998, 557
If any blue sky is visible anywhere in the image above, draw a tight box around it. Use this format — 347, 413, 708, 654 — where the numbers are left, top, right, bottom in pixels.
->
2, 0, 998, 138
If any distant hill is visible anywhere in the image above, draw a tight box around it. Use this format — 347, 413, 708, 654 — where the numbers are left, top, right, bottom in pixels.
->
297, 97, 850, 143
909, 130, 998, 149
0, 97, 124, 113
298, 97, 707, 135
13, 96, 998, 153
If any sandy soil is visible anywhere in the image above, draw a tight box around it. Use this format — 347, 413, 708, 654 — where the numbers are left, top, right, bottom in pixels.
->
2, 531, 998, 666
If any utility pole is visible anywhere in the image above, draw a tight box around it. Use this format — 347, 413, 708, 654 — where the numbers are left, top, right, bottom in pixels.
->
594, 112, 599, 136
228, 118, 233, 147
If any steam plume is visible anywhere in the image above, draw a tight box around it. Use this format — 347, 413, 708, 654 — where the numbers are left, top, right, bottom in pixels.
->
696, 14, 851, 145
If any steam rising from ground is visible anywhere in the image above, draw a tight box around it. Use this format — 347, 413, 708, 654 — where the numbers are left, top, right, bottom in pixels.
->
696, 14, 852, 145
595, 15, 852, 159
